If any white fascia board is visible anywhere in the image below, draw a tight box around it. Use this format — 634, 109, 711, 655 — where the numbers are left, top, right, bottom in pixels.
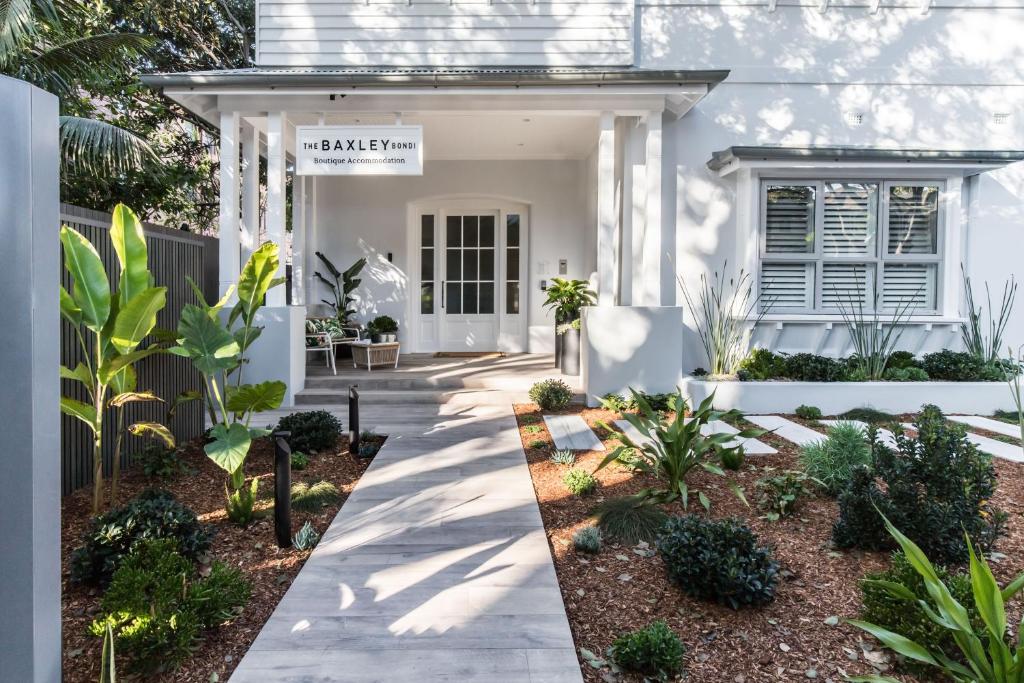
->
714, 158, 1010, 178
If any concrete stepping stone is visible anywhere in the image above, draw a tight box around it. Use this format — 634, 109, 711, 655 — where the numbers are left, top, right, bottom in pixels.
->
543, 414, 605, 451
819, 420, 900, 449
901, 422, 1024, 463
614, 419, 776, 455
949, 415, 1022, 440
746, 415, 827, 447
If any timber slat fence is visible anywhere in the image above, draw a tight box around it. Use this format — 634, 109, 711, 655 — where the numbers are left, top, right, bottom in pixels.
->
60, 204, 218, 495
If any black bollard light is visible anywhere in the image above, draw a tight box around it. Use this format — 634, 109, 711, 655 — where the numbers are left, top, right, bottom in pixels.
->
271, 430, 292, 549
349, 385, 360, 455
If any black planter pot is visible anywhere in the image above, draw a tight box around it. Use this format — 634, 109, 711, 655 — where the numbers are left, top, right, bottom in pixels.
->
553, 314, 568, 369
560, 327, 581, 376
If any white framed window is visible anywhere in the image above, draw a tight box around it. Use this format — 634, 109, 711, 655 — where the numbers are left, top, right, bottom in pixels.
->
758, 179, 943, 314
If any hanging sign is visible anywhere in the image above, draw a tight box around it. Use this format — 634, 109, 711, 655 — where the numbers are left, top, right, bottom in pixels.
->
295, 125, 423, 176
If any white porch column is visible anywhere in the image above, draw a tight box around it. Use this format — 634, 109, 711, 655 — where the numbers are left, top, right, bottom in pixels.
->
218, 110, 241, 297
240, 121, 260, 265
596, 111, 618, 306
292, 175, 306, 305
306, 176, 319, 306
265, 111, 287, 307
641, 111, 663, 306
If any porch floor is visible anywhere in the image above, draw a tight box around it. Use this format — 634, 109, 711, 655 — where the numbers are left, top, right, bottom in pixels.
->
229, 360, 583, 682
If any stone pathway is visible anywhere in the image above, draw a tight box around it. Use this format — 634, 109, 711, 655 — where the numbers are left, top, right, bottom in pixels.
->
230, 396, 581, 683
613, 419, 776, 454
745, 415, 828, 447
544, 414, 605, 451
949, 415, 1022, 440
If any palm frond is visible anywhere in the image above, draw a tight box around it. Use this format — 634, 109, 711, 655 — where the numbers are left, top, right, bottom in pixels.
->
15, 31, 152, 98
0, 0, 55, 60
59, 115, 155, 176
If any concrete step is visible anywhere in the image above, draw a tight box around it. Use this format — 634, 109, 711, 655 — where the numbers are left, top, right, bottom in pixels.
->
294, 388, 546, 406
303, 373, 567, 392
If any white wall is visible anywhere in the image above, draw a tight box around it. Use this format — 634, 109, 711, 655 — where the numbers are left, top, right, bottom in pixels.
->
311, 159, 590, 352
256, 0, 634, 67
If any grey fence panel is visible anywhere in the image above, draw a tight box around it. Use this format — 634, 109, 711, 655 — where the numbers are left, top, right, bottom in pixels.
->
59, 204, 218, 496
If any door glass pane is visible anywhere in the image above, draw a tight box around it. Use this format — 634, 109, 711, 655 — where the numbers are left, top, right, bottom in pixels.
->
420, 283, 434, 314
421, 215, 434, 247
507, 215, 520, 247
464, 216, 479, 247
421, 248, 434, 281
480, 216, 495, 246
463, 250, 478, 280
446, 216, 461, 247
446, 282, 461, 314
506, 281, 520, 314
463, 282, 478, 314
479, 283, 494, 314
507, 249, 519, 277
446, 249, 461, 280
480, 249, 495, 280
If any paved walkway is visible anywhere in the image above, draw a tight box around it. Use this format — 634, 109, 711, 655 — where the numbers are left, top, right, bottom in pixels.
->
230, 395, 582, 683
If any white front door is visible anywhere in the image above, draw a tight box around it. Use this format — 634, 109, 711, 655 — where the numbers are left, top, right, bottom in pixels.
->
441, 211, 499, 351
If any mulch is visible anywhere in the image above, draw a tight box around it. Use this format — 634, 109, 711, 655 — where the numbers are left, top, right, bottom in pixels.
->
61, 434, 373, 682
515, 405, 1024, 683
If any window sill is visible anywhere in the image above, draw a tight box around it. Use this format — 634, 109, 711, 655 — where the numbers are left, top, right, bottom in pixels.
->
748, 314, 964, 326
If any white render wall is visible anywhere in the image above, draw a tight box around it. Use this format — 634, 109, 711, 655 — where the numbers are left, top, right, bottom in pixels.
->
310, 159, 591, 352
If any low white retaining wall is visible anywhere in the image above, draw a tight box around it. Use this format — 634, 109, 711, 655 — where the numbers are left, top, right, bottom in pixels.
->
682, 377, 1015, 415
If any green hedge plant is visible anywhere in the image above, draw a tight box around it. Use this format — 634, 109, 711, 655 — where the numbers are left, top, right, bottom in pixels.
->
609, 620, 686, 681
529, 378, 573, 410
277, 410, 343, 453
562, 468, 597, 496
799, 422, 872, 496
795, 404, 822, 420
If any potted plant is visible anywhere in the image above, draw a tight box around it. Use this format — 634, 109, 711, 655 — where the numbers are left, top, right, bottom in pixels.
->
368, 314, 398, 343
543, 278, 596, 376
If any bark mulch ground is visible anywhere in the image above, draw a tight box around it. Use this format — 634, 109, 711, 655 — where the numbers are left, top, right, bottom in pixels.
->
514, 404, 1024, 683
61, 435, 373, 683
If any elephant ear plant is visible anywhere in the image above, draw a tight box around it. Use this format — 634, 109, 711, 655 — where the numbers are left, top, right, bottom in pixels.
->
170, 242, 287, 525
59, 204, 172, 513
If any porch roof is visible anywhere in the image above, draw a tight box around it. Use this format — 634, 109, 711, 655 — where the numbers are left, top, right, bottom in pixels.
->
141, 66, 730, 91
707, 145, 1024, 173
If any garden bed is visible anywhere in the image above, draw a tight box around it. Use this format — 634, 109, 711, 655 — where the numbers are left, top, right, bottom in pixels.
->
61, 434, 370, 683
515, 404, 1024, 682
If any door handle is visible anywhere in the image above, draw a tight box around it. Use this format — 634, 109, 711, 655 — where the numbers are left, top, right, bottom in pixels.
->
441, 281, 445, 309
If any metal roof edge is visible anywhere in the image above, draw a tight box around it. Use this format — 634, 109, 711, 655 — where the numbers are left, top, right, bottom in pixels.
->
707, 146, 1024, 172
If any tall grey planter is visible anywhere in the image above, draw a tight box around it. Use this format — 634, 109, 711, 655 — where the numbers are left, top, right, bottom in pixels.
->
560, 327, 581, 376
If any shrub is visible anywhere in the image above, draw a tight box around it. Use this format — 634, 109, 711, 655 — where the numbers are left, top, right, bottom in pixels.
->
860, 552, 981, 674
794, 404, 822, 420
839, 407, 896, 424
529, 379, 573, 410
832, 405, 1005, 564
225, 477, 259, 526
657, 515, 778, 609
91, 539, 249, 674
290, 480, 342, 512
563, 468, 598, 496
756, 469, 813, 521
599, 393, 630, 413
70, 489, 213, 586
783, 353, 846, 382
592, 496, 668, 544
276, 410, 343, 454
691, 367, 708, 377
523, 424, 543, 434
921, 349, 984, 381
887, 350, 919, 370
738, 348, 787, 380
368, 314, 398, 335
883, 366, 930, 381
609, 620, 686, 680
528, 439, 547, 450
290, 451, 309, 470
137, 443, 189, 480
549, 449, 576, 465
632, 391, 674, 413
293, 521, 320, 551
572, 526, 602, 554
799, 422, 872, 496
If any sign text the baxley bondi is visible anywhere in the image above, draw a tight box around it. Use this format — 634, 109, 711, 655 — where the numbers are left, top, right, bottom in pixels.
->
295, 125, 423, 176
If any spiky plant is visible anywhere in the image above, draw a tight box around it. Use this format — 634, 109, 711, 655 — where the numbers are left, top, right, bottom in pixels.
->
290, 481, 341, 512
572, 526, 602, 554
292, 521, 320, 551
835, 287, 920, 380
962, 266, 1017, 364
592, 496, 668, 544
549, 449, 576, 466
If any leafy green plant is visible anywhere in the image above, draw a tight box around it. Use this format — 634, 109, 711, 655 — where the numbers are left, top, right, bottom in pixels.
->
921, 349, 1008, 382
795, 404, 823, 420
887, 350, 920, 371
528, 439, 547, 450
137, 443, 189, 480
368, 314, 398, 336
634, 391, 675, 413
70, 489, 212, 586
563, 468, 598, 496
592, 495, 668, 544
290, 451, 309, 470
529, 379, 573, 410
832, 405, 1005, 564
860, 551, 982, 676
523, 424, 543, 434
835, 287, 919, 380
738, 348, 787, 380
90, 539, 249, 675
784, 353, 847, 382
543, 277, 596, 323
59, 205, 172, 512
276, 410, 343, 454
608, 620, 685, 681
756, 469, 815, 521
961, 267, 1017, 365
573, 526, 602, 554
600, 393, 630, 413
169, 242, 286, 523
314, 253, 366, 324
799, 422, 872, 496
657, 515, 778, 609
845, 514, 1024, 683
293, 521, 320, 551
290, 480, 341, 512
596, 390, 762, 510
840, 407, 897, 424
226, 477, 259, 525
883, 366, 930, 381
676, 263, 772, 375
549, 449, 575, 466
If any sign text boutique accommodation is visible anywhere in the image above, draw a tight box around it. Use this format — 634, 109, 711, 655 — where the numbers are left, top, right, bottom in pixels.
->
144, 0, 1024, 405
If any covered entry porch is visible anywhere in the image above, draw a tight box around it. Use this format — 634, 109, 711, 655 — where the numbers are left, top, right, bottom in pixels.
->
145, 67, 727, 405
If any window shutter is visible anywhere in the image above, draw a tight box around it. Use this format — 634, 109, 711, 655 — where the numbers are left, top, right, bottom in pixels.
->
760, 262, 813, 309
887, 185, 939, 254
822, 182, 877, 256
821, 262, 874, 309
883, 263, 936, 310
764, 185, 815, 253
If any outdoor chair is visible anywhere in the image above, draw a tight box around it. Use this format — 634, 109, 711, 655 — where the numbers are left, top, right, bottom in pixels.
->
305, 331, 336, 375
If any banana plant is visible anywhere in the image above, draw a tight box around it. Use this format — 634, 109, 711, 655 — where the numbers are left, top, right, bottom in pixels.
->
315, 252, 366, 324
59, 205, 169, 513
169, 242, 286, 523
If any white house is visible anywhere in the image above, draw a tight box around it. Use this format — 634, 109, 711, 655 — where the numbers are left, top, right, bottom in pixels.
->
142, 0, 1024, 405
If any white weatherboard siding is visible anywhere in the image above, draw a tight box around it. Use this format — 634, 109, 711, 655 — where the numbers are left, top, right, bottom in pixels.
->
257, 0, 635, 67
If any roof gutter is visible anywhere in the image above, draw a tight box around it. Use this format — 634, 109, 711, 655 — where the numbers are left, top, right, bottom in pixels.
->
708, 146, 1024, 173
